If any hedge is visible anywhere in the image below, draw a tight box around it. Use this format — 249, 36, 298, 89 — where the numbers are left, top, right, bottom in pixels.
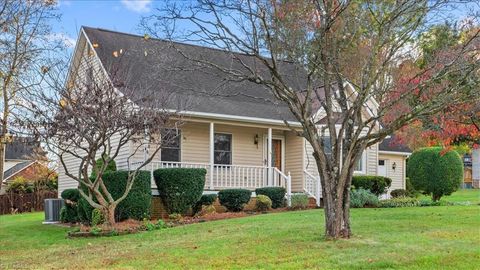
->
193, 194, 218, 214
255, 187, 286, 208
218, 189, 251, 212
352, 175, 392, 196
255, 195, 272, 211
90, 156, 117, 179
390, 189, 408, 198
78, 170, 151, 224
60, 188, 80, 223
154, 168, 206, 214
407, 147, 463, 201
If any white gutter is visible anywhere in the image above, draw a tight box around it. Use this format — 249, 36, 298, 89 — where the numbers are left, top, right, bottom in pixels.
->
175, 110, 302, 127
378, 150, 411, 156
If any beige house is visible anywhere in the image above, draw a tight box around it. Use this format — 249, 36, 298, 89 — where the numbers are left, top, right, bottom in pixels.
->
58, 27, 410, 205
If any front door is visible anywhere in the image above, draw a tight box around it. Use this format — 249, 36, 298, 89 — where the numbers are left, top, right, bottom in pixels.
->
378, 159, 387, 177
272, 139, 282, 170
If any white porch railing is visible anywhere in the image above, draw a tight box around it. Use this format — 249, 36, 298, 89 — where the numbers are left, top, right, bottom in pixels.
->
304, 170, 321, 207
129, 161, 291, 205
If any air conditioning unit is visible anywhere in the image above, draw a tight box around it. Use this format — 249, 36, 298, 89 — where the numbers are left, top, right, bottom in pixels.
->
43, 198, 64, 224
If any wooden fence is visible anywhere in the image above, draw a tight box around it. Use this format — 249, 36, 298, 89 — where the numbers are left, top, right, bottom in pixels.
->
0, 191, 57, 215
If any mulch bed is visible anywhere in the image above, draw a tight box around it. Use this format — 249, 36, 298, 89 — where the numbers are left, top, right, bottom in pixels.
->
65, 206, 314, 238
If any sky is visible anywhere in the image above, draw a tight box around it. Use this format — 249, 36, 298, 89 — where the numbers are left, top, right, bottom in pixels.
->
53, 0, 477, 50
53, 0, 158, 48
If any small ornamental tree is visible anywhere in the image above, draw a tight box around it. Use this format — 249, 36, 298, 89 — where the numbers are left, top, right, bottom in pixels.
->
21, 51, 180, 225
407, 147, 463, 201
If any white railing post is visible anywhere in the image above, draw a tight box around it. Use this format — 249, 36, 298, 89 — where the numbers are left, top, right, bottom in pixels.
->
316, 176, 321, 207
267, 128, 272, 186
150, 162, 154, 187
209, 122, 214, 190
287, 171, 292, 207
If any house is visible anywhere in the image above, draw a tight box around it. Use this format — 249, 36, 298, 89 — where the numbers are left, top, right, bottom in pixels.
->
58, 27, 410, 205
378, 137, 411, 194
0, 137, 47, 194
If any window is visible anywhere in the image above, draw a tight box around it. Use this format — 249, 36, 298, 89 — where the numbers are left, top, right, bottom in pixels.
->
354, 151, 366, 173
161, 129, 181, 162
322, 136, 332, 158
214, 133, 232, 165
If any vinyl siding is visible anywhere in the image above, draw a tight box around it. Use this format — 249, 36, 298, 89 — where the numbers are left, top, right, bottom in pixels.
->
378, 153, 407, 191
285, 131, 304, 192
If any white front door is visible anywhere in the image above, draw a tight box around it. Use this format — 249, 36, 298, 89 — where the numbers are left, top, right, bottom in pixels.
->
378, 159, 387, 177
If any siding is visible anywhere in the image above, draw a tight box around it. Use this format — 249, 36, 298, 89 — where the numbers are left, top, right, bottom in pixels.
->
378, 153, 406, 191
285, 131, 304, 192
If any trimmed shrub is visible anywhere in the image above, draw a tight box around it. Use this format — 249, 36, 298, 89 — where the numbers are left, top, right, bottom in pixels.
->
290, 193, 309, 210
78, 170, 151, 223
154, 168, 206, 214
255, 187, 286, 208
390, 189, 408, 198
61, 188, 80, 202
90, 155, 117, 178
407, 147, 463, 201
193, 194, 218, 214
379, 197, 419, 208
218, 189, 251, 212
91, 208, 105, 226
255, 195, 272, 212
350, 188, 379, 208
60, 188, 80, 223
352, 175, 392, 196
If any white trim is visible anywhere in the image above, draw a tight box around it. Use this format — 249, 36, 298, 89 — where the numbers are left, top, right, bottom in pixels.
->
173, 110, 302, 127
379, 150, 411, 156
353, 151, 367, 174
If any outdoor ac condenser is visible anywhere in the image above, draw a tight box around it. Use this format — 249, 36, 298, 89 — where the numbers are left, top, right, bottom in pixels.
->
43, 198, 64, 224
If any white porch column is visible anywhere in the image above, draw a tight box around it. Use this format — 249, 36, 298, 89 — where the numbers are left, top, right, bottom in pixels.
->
209, 122, 215, 190
267, 128, 272, 186
316, 176, 321, 207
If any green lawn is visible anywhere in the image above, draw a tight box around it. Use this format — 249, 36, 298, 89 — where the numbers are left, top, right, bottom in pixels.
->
1, 190, 479, 269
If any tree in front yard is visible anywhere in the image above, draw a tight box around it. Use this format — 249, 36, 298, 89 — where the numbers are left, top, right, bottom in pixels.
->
142, 1, 479, 238
407, 147, 463, 201
21, 52, 179, 226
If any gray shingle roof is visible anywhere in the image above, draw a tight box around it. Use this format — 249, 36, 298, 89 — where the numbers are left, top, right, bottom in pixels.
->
82, 27, 313, 122
379, 137, 411, 153
3, 161, 34, 181
5, 137, 41, 160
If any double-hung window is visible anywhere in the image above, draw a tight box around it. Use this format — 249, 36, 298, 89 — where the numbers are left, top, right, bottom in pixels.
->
161, 129, 181, 162
214, 133, 232, 165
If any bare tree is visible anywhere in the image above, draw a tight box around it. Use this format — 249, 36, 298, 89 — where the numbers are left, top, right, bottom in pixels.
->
141, 0, 480, 238
0, 0, 59, 184
21, 49, 179, 225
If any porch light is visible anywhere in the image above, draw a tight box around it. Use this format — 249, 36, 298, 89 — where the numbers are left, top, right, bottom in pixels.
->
392, 162, 397, 171
254, 134, 259, 145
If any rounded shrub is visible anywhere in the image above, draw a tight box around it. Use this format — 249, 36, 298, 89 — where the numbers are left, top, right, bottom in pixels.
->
390, 189, 408, 198
60, 188, 80, 223
154, 168, 206, 214
349, 188, 379, 208
255, 195, 272, 212
255, 187, 286, 208
193, 194, 218, 214
290, 193, 309, 210
78, 170, 152, 223
352, 176, 392, 196
91, 208, 105, 226
407, 147, 463, 201
218, 189, 251, 212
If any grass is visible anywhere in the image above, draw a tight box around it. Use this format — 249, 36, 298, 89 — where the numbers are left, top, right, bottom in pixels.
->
419, 189, 480, 204
1, 190, 479, 269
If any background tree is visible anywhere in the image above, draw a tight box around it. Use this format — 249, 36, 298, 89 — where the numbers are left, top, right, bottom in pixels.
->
142, 0, 480, 238
0, 0, 60, 184
393, 23, 480, 150
21, 50, 180, 225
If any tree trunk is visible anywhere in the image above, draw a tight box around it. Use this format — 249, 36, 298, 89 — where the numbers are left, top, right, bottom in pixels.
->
0, 142, 5, 184
323, 190, 351, 239
103, 205, 116, 226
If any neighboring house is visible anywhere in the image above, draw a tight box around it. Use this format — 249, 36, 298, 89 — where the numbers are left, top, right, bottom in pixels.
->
0, 138, 47, 193
58, 27, 410, 204
463, 154, 473, 188
378, 137, 411, 195
472, 149, 480, 188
